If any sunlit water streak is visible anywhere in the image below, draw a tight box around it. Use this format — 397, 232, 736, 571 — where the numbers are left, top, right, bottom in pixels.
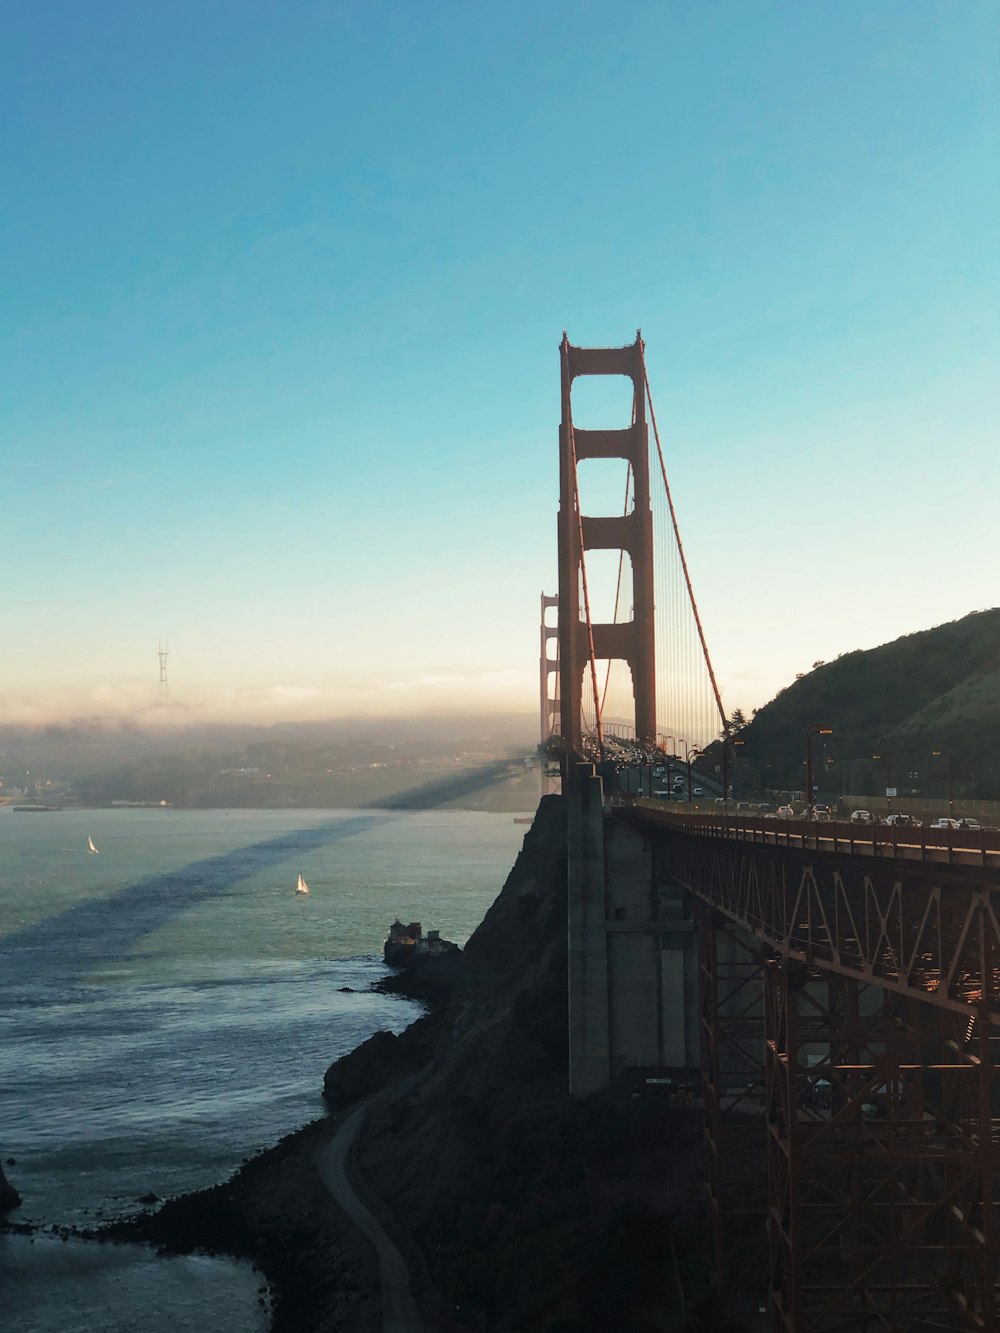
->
0, 805, 528, 1331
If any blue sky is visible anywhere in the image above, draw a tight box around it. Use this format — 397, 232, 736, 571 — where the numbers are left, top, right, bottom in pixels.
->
2, 1, 997, 728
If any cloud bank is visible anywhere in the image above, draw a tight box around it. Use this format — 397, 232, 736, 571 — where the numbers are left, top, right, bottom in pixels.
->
0, 669, 537, 731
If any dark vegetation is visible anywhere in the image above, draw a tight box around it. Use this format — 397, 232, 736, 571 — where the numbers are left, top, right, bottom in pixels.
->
98, 796, 734, 1332
0, 1161, 20, 1214
711, 609, 1000, 800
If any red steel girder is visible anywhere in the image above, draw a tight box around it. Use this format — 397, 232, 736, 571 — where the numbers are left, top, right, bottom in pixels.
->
698, 909, 769, 1289
621, 817, 1000, 1026
765, 965, 1000, 1331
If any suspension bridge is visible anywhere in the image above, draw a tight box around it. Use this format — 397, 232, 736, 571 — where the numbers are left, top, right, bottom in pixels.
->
545, 334, 1000, 1332
541, 330, 727, 770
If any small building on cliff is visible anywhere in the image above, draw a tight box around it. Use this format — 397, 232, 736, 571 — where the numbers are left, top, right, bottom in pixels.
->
384, 920, 460, 968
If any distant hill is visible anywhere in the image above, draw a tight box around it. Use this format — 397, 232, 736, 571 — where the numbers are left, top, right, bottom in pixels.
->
719, 609, 1000, 802
0, 712, 539, 810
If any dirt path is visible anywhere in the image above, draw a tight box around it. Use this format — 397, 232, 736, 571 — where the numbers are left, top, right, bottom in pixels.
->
315, 1100, 425, 1333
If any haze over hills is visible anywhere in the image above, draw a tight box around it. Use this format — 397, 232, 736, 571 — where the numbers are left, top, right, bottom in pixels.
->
7, 609, 1000, 807
0, 713, 540, 811
721, 608, 1000, 802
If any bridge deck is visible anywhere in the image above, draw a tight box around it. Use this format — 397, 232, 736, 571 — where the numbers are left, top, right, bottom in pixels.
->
623, 797, 1000, 870
617, 795, 1000, 1023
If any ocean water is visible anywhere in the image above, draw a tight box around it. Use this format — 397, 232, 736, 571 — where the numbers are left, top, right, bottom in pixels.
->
0, 804, 530, 1331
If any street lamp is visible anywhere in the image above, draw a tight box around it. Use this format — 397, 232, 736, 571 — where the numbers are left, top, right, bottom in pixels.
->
873, 752, 892, 811
805, 724, 833, 809
660, 736, 674, 792
931, 751, 954, 816
686, 746, 703, 803
722, 737, 745, 804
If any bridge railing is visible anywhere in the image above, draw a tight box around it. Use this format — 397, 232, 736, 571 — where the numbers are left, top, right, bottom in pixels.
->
620, 797, 1000, 870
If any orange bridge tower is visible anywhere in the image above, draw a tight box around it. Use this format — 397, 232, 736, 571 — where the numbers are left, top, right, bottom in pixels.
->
557, 332, 655, 756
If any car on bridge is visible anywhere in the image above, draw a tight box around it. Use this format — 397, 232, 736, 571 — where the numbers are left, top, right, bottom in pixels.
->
883, 813, 921, 827
958, 817, 982, 831
930, 817, 961, 830
775, 805, 795, 819
850, 809, 873, 824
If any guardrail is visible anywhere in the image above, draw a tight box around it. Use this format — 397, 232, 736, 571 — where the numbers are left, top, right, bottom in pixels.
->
621, 798, 1000, 869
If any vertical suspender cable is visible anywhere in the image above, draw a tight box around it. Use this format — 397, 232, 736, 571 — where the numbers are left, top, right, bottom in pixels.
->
642, 349, 729, 743
600, 461, 633, 716
601, 382, 639, 721
570, 424, 605, 757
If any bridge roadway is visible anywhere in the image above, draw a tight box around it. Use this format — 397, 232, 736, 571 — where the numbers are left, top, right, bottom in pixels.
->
616, 796, 1000, 1024
621, 797, 1000, 869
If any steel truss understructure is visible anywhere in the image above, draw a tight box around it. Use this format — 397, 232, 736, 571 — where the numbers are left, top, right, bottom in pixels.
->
697, 909, 769, 1287
646, 822, 1000, 1330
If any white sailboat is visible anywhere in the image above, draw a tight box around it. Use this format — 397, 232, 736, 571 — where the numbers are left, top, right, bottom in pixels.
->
295, 873, 309, 895
87, 835, 99, 855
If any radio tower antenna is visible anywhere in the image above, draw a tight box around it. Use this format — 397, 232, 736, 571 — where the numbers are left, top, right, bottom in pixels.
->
157, 640, 169, 690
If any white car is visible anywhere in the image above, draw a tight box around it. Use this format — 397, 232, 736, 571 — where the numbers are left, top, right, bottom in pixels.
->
693, 787, 704, 797
930, 817, 960, 830
850, 810, 873, 824
776, 805, 795, 819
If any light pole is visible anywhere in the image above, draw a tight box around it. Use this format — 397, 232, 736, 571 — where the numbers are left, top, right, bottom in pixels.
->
722, 738, 745, 804
686, 746, 703, 803
662, 736, 674, 793
805, 724, 833, 809
932, 750, 954, 815
873, 752, 892, 811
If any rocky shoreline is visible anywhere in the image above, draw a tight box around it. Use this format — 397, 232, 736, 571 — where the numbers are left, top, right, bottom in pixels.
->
0, 1161, 20, 1215
32, 795, 743, 1331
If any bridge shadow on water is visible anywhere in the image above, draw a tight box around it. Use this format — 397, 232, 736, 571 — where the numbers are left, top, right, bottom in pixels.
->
0, 760, 518, 987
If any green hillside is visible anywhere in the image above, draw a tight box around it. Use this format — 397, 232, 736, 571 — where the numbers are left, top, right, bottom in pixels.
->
722, 609, 1000, 802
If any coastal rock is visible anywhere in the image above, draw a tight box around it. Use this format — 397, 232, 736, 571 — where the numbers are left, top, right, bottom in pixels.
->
322, 1028, 423, 1111
373, 947, 463, 1010
0, 1160, 21, 1214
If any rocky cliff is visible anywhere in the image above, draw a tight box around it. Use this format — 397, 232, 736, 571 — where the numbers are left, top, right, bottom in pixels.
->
328, 795, 732, 1331
0, 1161, 20, 1214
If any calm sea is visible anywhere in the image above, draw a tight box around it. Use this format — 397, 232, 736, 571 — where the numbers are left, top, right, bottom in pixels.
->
0, 804, 530, 1331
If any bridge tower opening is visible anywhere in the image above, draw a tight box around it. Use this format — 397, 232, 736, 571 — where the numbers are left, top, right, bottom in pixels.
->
557, 332, 655, 758
539, 592, 560, 746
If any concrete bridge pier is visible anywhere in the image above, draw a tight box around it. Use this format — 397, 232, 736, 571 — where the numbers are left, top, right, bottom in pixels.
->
567, 767, 699, 1095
